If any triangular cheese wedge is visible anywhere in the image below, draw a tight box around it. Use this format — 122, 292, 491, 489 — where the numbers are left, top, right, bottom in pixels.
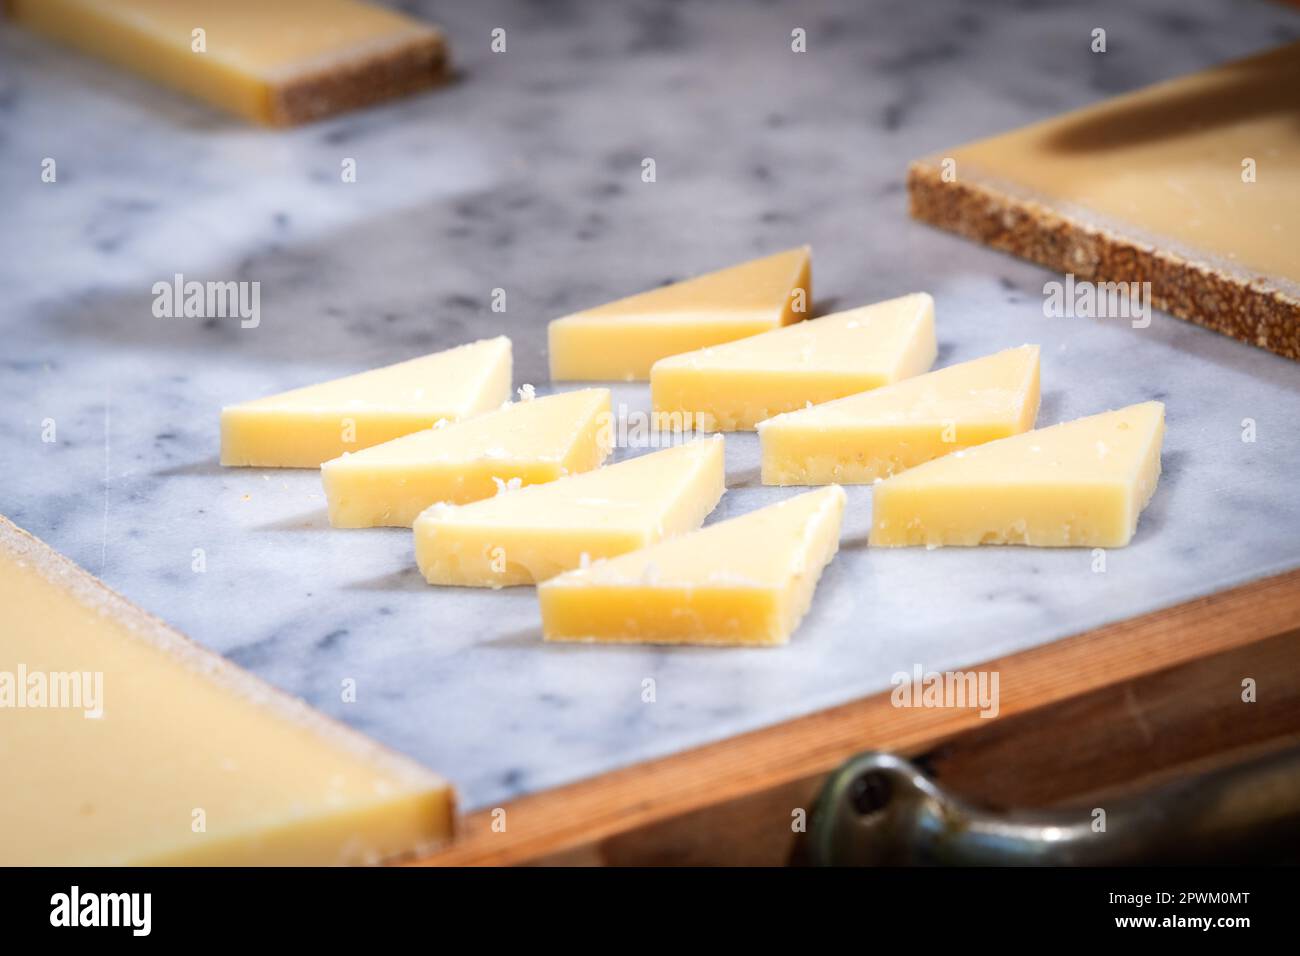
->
540, 487, 846, 646
221, 336, 512, 467
548, 247, 811, 381
322, 388, 612, 528
0, 515, 452, 865
415, 437, 726, 587
652, 293, 937, 431
870, 402, 1165, 548
760, 345, 1040, 484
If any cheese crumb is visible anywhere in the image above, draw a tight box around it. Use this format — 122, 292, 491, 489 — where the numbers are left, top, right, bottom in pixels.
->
491, 476, 523, 495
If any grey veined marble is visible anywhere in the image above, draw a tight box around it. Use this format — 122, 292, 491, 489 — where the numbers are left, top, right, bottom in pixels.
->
1, 0, 1297, 808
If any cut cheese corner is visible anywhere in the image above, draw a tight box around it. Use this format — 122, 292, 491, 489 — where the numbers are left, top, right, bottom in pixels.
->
414, 436, 727, 587
221, 336, 511, 468
541, 486, 847, 646
760, 343, 1040, 484
652, 292, 937, 431
869, 401, 1165, 548
0, 514, 454, 865
322, 387, 612, 528
548, 246, 812, 382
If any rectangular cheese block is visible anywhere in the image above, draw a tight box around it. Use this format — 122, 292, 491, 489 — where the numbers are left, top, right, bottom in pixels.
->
414, 437, 726, 588
322, 388, 611, 528
909, 42, 1300, 360
221, 337, 512, 468
548, 247, 811, 381
869, 402, 1165, 548
0, 515, 453, 865
8, 0, 450, 126
759, 345, 1040, 484
651, 293, 936, 431
540, 486, 846, 647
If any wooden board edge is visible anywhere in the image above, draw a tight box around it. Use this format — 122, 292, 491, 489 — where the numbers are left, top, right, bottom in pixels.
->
906, 160, 1300, 361
411, 567, 1300, 866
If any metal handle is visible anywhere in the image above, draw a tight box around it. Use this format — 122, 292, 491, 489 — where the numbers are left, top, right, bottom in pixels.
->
804, 747, 1300, 865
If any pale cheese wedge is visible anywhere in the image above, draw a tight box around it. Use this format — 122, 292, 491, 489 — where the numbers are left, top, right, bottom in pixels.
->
414, 437, 726, 588
548, 247, 811, 381
322, 388, 612, 528
221, 337, 511, 468
651, 293, 937, 431
869, 402, 1165, 548
759, 345, 1040, 484
0, 515, 453, 866
540, 486, 846, 646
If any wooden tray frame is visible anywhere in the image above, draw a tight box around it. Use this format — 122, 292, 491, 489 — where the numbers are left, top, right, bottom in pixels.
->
411, 567, 1300, 866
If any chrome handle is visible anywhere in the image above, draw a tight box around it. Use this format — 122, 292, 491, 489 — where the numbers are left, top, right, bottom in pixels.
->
805, 747, 1300, 865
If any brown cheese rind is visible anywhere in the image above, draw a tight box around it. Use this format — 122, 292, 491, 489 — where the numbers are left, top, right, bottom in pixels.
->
907, 160, 1300, 361
266, 28, 451, 127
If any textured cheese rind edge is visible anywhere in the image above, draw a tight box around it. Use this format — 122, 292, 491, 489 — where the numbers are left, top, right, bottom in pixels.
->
5, 0, 452, 127
916, 152, 1300, 303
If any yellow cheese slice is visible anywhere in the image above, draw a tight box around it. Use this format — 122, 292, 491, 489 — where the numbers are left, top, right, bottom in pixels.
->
0, 515, 453, 865
548, 247, 812, 382
759, 345, 1040, 485
651, 293, 937, 431
929, 45, 1300, 293
8, 0, 449, 126
322, 388, 612, 528
540, 486, 846, 646
869, 401, 1165, 548
414, 437, 727, 588
221, 337, 512, 469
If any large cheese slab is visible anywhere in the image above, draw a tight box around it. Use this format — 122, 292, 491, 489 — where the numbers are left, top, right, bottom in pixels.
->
909, 43, 1300, 359
540, 487, 846, 647
0, 516, 453, 866
548, 247, 811, 381
759, 345, 1040, 485
651, 293, 936, 431
221, 337, 512, 468
322, 388, 612, 528
870, 402, 1165, 548
8, 0, 449, 126
415, 437, 726, 588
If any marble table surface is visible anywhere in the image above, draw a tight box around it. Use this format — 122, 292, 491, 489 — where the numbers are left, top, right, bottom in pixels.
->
2, 0, 1298, 810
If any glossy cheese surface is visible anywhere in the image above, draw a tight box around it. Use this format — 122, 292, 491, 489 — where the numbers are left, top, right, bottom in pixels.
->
651, 293, 937, 431
414, 438, 726, 587
540, 487, 846, 646
869, 402, 1165, 548
946, 44, 1300, 285
0, 516, 453, 866
760, 345, 1040, 484
322, 388, 611, 528
221, 337, 512, 468
548, 247, 811, 381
